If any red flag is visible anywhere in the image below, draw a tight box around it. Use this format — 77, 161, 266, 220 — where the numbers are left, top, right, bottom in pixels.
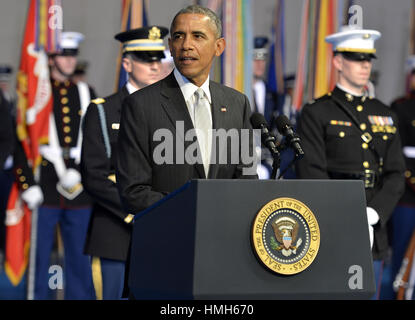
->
16, 0, 56, 169
5, 0, 61, 286
4, 184, 31, 286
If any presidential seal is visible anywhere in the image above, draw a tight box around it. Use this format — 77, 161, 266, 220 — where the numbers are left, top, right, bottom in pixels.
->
251, 198, 320, 275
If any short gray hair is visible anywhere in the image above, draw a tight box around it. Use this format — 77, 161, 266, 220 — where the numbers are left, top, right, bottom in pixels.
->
170, 5, 222, 39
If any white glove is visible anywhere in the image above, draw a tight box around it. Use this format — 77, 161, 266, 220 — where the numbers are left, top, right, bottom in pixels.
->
366, 207, 380, 248
60, 168, 81, 190
21, 185, 44, 210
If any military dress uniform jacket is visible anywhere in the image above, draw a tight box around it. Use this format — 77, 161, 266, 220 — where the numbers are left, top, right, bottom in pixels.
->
39, 79, 96, 207
81, 86, 131, 261
296, 86, 406, 260
391, 97, 415, 206
253, 81, 284, 130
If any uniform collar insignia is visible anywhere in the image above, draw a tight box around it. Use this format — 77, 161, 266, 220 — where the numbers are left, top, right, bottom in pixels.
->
345, 93, 353, 102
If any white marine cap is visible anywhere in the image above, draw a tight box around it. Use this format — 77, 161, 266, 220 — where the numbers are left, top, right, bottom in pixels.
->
325, 25, 381, 56
54, 31, 85, 56
61, 31, 84, 49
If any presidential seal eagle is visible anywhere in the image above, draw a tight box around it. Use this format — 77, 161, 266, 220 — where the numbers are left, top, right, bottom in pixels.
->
271, 216, 303, 257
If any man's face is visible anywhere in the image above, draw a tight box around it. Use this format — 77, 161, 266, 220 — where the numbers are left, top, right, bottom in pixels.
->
123, 57, 162, 89
169, 13, 225, 86
334, 54, 372, 90
253, 59, 266, 79
53, 55, 77, 77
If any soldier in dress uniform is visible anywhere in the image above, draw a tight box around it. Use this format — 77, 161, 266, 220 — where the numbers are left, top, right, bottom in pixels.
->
80, 25, 168, 300
33, 31, 96, 299
296, 26, 406, 299
252, 36, 283, 127
385, 55, 415, 299
253, 37, 280, 179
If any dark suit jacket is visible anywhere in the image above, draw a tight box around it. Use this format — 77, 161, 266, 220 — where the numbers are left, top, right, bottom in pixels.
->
81, 86, 132, 261
116, 72, 257, 214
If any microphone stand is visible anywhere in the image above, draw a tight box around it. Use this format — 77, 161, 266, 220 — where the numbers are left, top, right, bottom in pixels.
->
270, 148, 281, 180
275, 139, 303, 180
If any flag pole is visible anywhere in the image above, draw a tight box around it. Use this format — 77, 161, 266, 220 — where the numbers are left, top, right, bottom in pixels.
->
27, 206, 38, 300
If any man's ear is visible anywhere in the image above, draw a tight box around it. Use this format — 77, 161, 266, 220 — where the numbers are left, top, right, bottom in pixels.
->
333, 54, 343, 72
122, 57, 132, 73
215, 37, 226, 57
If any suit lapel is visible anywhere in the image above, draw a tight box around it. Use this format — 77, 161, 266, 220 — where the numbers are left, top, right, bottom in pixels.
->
160, 72, 205, 179
209, 81, 229, 179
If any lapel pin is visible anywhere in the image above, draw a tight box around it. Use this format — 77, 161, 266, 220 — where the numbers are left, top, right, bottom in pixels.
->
221, 106, 227, 112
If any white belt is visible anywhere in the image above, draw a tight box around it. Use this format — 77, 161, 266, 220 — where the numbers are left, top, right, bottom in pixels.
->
39, 145, 81, 161
403, 146, 415, 159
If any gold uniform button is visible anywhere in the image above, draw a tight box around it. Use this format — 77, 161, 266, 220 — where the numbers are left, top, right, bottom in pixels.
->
16, 168, 22, 174
63, 126, 71, 133
360, 123, 367, 130
22, 183, 29, 190
411, 177, 415, 185
339, 131, 345, 138
362, 143, 368, 149
412, 120, 415, 127
19, 176, 26, 182
42, 160, 48, 166
62, 106, 70, 114
356, 105, 363, 112
78, 110, 82, 116
63, 116, 71, 123
60, 88, 67, 95
363, 161, 370, 168
64, 136, 72, 144
61, 97, 69, 104
383, 135, 388, 141
405, 170, 412, 178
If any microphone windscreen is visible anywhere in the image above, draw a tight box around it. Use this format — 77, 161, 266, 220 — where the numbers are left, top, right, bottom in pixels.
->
276, 115, 291, 133
250, 112, 268, 129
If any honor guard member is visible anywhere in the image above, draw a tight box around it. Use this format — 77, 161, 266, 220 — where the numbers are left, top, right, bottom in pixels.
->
386, 55, 415, 299
252, 36, 283, 126
296, 26, 406, 299
252, 37, 294, 179
34, 31, 96, 300
81, 26, 168, 300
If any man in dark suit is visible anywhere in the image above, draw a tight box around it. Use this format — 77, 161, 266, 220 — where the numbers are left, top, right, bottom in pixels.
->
116, 4, 257, 216
81, 25, 168, 300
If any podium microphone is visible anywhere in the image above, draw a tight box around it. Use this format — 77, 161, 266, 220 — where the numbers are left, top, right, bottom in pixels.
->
250, 112, 279, 156
276, 115, 305, 159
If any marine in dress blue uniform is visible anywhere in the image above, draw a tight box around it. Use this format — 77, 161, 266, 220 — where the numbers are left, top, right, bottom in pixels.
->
296, 26, 406, 299
34, 32, 96, 300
